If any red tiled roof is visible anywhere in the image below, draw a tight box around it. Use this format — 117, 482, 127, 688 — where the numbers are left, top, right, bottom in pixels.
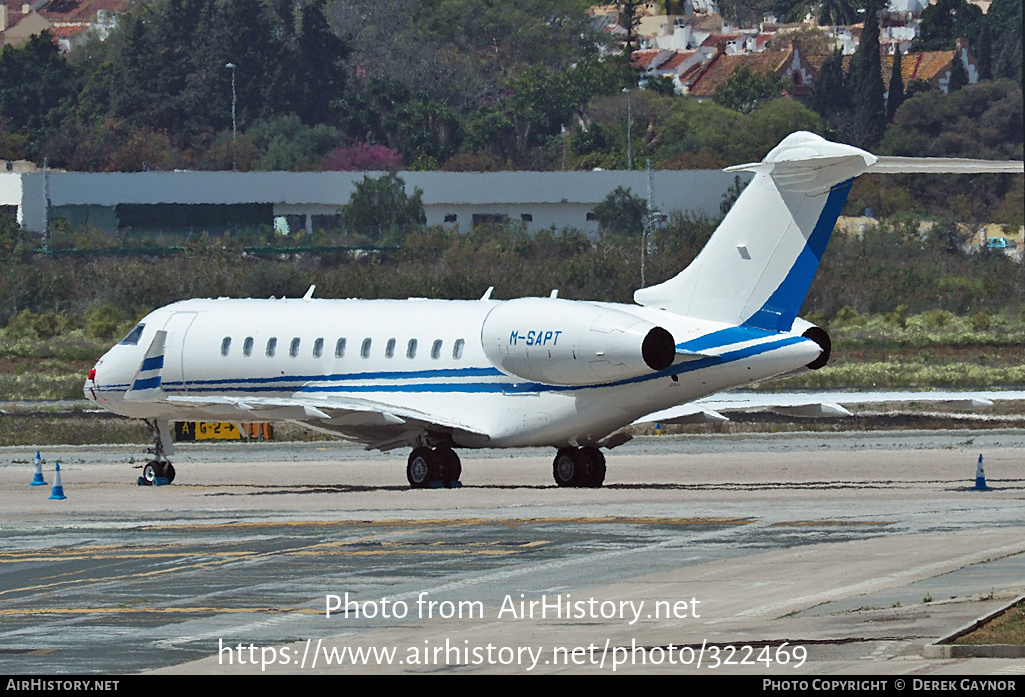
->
631, 49, 662, 69
660, 50, 696, 70
881, 50, 957, 89
689, 49, 793, 96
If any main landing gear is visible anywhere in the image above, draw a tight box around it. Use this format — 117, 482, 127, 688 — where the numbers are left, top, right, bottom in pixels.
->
141, 419, 176, 484
406, 446, 462, 488
552, 446, 606, 488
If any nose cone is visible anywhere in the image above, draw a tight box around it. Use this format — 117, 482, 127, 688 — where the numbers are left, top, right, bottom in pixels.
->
84, 362, 101, 404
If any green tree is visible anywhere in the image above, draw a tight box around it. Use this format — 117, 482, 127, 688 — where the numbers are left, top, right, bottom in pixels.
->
0, 31, 76, 156
887, 50, 905, 121
0, 214, 38, 263
913, 0, 984, 52
986, 0, 1022, 85
846, 0, 886, 148
947, 54, 968, 92
284, 0, 349, 126
811, 48, 851, 130
593, 186, 647, 238
772, 0, 863, 25
713, 67, 786, 114
341, 172, 426, 242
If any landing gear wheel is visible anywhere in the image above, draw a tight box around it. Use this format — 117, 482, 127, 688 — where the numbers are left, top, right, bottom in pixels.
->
407, 447, 439, 488
143, 461, 175, 484
553, 447, 607, 487
143, 461, 161, 483
435, 446, 462, 485
579, 447, 606, 488
553, 448, 582, 487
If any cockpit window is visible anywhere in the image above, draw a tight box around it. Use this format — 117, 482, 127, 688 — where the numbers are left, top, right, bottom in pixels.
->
118, 324, 145, 345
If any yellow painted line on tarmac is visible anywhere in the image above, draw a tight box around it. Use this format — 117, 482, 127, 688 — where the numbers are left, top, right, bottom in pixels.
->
0, 607, 323, 617
141, 516, 752, 532
288, 548, 535, 557
770, 520, 894, 527
0, 516, 746, 597
3, 552, 259, 563
0, 519, 499, 597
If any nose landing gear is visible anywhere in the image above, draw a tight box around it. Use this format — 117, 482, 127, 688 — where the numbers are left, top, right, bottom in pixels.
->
140, 419, 176, 485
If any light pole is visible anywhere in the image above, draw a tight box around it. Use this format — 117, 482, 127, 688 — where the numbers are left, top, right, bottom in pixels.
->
225, 62, 237, 169
641, 210, 664, 288
622, 88, 633, 170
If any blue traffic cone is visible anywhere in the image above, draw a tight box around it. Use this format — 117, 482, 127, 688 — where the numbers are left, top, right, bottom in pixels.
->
971, 454, 990, 491
31, 451, 47, 486
49, 463, 66, 500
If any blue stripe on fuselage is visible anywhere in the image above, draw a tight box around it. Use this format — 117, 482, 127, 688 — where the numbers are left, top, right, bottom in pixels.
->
145, 335, 807, 396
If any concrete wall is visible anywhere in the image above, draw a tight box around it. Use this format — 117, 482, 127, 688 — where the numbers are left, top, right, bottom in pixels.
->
1, 169, 751, 235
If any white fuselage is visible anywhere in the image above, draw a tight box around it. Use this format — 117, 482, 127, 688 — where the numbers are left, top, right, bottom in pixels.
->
85, 296, 821, 449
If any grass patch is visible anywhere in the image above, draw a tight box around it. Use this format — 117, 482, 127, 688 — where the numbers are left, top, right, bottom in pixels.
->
954, 600, 1025, 645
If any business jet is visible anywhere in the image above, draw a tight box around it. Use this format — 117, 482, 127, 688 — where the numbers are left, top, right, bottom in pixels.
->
82, 132, 1023, 488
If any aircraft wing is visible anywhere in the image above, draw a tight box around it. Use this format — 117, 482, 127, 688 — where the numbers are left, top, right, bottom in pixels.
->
633, 390, 1025, 425
163, 394, 490, 451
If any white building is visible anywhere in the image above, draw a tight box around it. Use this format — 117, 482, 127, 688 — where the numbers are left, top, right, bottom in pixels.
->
0, 169, 750, 238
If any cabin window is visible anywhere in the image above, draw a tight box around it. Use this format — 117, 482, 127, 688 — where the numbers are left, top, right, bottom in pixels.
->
385, 338, 396, 358
431, 339, 443, 359
266, 337, 277, 357
313, 338, 324, 358
361, 338, 372, 358
453, 338, 465, 359
290, 337, 301, 358
220, 337, 231, 356
243, 337, 254, 357
406, 339, 418, 359
118, 324, 145, 346
335, 338, 346, 358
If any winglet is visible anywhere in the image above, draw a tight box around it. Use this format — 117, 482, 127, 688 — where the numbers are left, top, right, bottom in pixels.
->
125, 330, 167, 401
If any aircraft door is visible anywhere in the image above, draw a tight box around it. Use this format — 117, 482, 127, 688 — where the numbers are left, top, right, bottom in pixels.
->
160, 312, 197, 395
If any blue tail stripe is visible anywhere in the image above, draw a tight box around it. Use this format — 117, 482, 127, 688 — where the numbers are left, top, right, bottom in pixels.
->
743, 179, 854, 332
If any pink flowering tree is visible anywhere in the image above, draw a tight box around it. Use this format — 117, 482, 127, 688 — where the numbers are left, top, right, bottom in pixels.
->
324, 142, 403, 171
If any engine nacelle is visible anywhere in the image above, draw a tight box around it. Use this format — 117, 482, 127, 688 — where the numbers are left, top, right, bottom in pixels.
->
791, 317, 831, 370
481, 298, 675, 386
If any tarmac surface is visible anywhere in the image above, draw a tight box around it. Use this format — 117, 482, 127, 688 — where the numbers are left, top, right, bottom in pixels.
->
1, 430, 1024, 676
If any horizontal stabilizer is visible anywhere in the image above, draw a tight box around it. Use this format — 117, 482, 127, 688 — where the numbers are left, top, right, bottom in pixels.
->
633, 404, 730, 425
870, 157, 1024, 174
769, 402, 852, 418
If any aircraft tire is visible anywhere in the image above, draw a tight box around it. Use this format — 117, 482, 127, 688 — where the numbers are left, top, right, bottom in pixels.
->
436, 446, 461, 484
407, 447, 438, 488
143, 461, 160, 483
579, 447, 606, 488
162, 463, 176, 484
553, 448, 583, 487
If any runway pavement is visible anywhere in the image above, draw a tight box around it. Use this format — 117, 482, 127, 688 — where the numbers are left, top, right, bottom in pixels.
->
1, 430, 1024, 676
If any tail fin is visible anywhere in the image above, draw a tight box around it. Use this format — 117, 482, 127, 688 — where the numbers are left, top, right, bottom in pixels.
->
634, 132, 874, 332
